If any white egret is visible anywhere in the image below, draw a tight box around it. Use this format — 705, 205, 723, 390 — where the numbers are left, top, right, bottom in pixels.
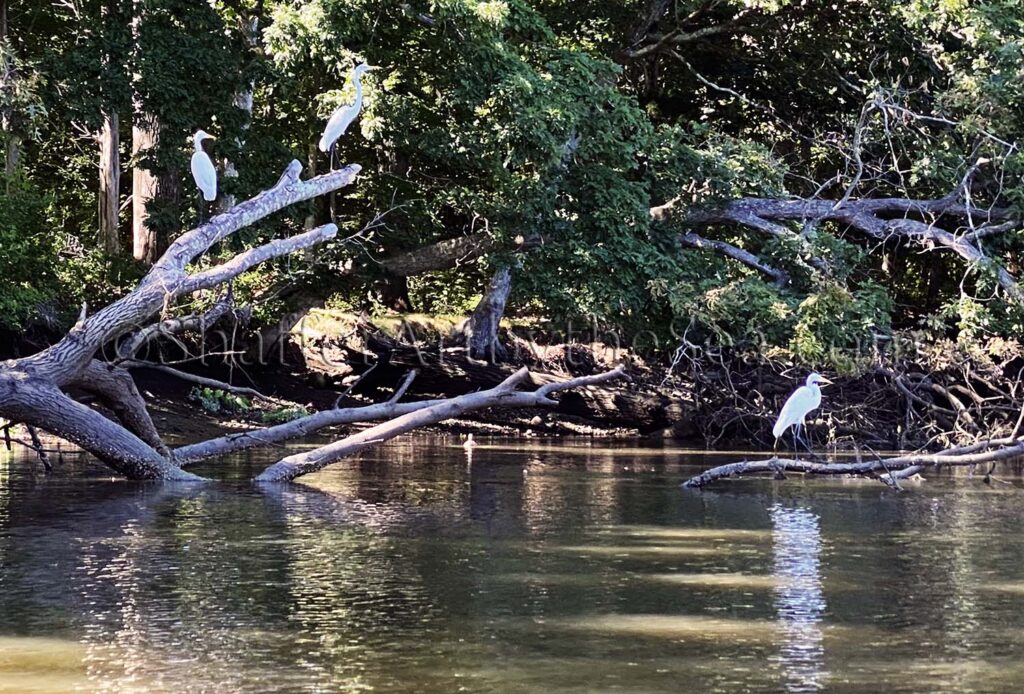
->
463, 433, 478, 451
318, 62, 376, 166
773, 372, 832, 456
190, 130, 217, 207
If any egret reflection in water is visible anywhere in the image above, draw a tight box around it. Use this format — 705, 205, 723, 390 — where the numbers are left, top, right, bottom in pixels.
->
770, 504, 828, 692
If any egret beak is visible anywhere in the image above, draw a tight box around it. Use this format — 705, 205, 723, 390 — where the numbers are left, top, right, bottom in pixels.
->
819, 377, 834, 386
365, 65, 381, 71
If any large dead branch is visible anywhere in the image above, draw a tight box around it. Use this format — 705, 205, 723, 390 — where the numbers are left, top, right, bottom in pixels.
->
173, 375, 447, 465
255, 366, 627, 482
684, 196, 1022, 300
379, 232, 539, 277
72, 360, 170, 456
682, 437, 1024, 489
679, 231, 789, 286
0, 159, 361, 479
118, 294, 234, 360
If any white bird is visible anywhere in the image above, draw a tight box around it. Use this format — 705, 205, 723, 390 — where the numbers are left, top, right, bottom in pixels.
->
463, 433, 479, 451
190, 130, 217, 202
773, 372, 832, 456
318, 62, 376, 156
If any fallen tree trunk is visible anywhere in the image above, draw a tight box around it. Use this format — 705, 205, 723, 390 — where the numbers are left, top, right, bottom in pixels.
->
0, 159, 361, 479
682, 437, 1024, 489
255, 366, 626, 482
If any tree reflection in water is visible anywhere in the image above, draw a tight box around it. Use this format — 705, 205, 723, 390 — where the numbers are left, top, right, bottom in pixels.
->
770, 504, 828, 692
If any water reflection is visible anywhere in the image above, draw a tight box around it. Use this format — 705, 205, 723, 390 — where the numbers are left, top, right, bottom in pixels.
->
769, 504, 827, 692
3, 440, 1024, 691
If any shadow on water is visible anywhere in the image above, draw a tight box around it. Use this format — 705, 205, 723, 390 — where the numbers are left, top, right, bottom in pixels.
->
2, 437, 1024, 692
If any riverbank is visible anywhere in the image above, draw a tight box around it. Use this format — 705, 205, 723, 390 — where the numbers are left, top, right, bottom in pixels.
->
115, 309, 1024, 453
7, 309, 1020, 456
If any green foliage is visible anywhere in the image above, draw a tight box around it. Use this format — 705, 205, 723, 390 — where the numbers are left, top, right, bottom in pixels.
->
0, 177, 60, 327
189, 387, 253, 415
5, 0, 1024, 371
790, 281, 893, 372
260, 405, 312, 424
0, 41, 48, 141
188, 386, 309, 422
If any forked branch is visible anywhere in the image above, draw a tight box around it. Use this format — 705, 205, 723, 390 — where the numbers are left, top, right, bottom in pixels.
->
254, 366, 627, 482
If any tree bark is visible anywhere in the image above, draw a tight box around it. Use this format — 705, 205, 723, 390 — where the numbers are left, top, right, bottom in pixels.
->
98, 111, 121, 254
680, 231, 788, 286
464, 266, 512, 362
130, 0, 161, 263
3, 134, 18, 178
0, 159, 361, 479
255, 366, 626, 482
381, 233, 497, 277
682, 437, 1024, 490
1, 0, 20, 179
131, 113, 159, 262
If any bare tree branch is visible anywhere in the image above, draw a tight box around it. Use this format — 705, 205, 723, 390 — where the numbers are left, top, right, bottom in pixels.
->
680, 231, 789, 286
117, 293, 234, 360
684, 196, 1022, 301
255, 366, 627, 482
683, 438, 1024, 489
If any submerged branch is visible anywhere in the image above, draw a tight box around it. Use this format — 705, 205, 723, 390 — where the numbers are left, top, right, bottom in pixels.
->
682, 438, 1024, 489
255, 366, 627, 483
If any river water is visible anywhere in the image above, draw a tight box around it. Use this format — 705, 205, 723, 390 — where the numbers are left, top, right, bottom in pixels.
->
1, 437, 1024, 692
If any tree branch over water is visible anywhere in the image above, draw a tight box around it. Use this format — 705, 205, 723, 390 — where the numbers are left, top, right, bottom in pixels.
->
682, 437, 1024, 489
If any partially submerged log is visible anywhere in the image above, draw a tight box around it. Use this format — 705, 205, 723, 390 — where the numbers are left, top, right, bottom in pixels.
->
256, 366, 627, 482
682, 437, 1024, 489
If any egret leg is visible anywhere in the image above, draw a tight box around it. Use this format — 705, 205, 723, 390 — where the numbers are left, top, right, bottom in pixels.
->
328, 144, 338, 223
791, 425, 799, 460
795, 423, 816, 457
197, 193, 206, 225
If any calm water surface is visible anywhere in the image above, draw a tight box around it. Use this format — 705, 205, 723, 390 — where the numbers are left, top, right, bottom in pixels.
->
2, 437, 1024, 692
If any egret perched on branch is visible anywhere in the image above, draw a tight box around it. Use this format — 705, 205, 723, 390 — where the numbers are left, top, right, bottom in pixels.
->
318, 62, 376, 167
773, 372, 832, 457
190, 130, 217, 215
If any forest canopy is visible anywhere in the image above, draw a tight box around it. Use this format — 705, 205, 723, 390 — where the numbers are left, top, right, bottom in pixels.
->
2, 0, 1023, 370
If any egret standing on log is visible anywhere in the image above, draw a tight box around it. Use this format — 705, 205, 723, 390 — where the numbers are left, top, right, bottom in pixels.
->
773, 373, 832, 457
318, 62, 376, 170
190, 129, 217, 221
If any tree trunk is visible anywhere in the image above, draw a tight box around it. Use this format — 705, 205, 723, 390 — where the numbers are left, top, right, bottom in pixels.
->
130, 0, 159, 263
464, 266, 512, 362
98, 111, 121, 254
131, 114, 159, 262
304, 142, 318, 229
1, 0, 19, 179
0, 159, 360, 480
4, 134, 18, 178
217, 16, 258, 213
